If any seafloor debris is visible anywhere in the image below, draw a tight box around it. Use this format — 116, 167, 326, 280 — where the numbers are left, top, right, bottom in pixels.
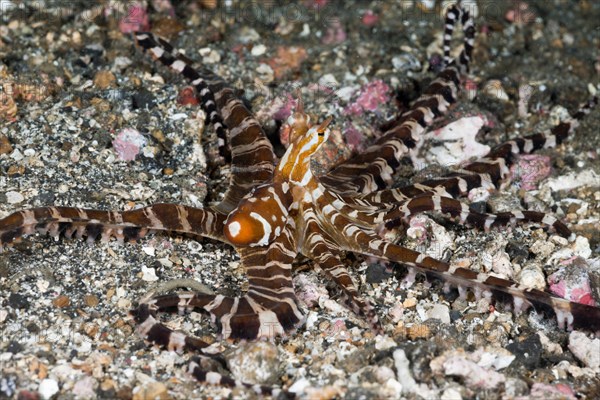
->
0, 1, 599, 399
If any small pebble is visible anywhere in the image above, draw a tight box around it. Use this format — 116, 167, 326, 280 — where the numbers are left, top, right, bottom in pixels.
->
199, 47, 221, 64
383, 378, 403, 397
117, 298, 131, 309
518, 265, 546, 290
52, 295, 70, 308
113, 56, 132, 70
152, 17, 185, 38
142, 246, 155, 256
227, 341, 281, 384
140, 265, 159, 282
483, 80, 509, 101
72, 376, 97, 398
322, 19, 346, 45
7, 165, 25, 175
0, 134, 12, 154
504, 377, 529, 397
199, 0, 217, 9
407, 324, 431, 340
537, 331, 563, 355
236, 27, 260, 44
394, 349, 417, 393
288, 378, 310, 395
10, 148, 23, 161
506, 335, 543, 369
5, 191, 24, 204
546, 170, 599, 192
176, 87, 198, 106
491, 251, 514, 278
572, 236, 592, 259
255, 63, 274, 83
441, 387, 462, 400
403, 297, 417, 308
83, 322, 100, 339
38, 379, 59, 400
100, 379, 116, 392
388, 303, 404, 323
8, 293, 30, 309
83, 294, 99, 307
93, 70, 116, 89
442, 354, 506, 389
426, 304, 450, 324
365, 263, 390, 283
550, 235, 569, 246
530, 240, 555, 257
251, 44, 267, 56
375, 366, 395, 383
132, 381, 170, 400
568, 331, 600, 369
375, 335, 397, 351
391, 54, 421, 72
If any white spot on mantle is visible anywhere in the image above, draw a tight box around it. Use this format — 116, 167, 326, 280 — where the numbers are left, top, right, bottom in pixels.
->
228, 221, 241, 237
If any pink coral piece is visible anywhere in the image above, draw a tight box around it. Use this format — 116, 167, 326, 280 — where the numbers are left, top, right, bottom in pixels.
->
362, 10, 379, 27
293, 274, 327, 308
344, 122, 365, 152
177, 87, 200, 106
549, 279, 567, 298
549, 265, 596, 306
322, 19, 346, 45
118, 3, 150, 34
505, 1, 537, 25
272, 93, 297, 121
510, 154, 552, 190
304, 0, 328, 8
343, 80, 390, 116
112, 128, 147, 161
266, 47, 308, 79
521, 383, 576, 400
443, 355, 505, 390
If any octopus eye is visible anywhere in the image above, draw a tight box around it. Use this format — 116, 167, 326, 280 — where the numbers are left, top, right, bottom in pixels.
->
316, 116, 333, 137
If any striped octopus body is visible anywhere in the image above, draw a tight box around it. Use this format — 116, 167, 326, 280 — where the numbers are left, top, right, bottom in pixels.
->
1, 4, 599, 397
224, 111, 332, 248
